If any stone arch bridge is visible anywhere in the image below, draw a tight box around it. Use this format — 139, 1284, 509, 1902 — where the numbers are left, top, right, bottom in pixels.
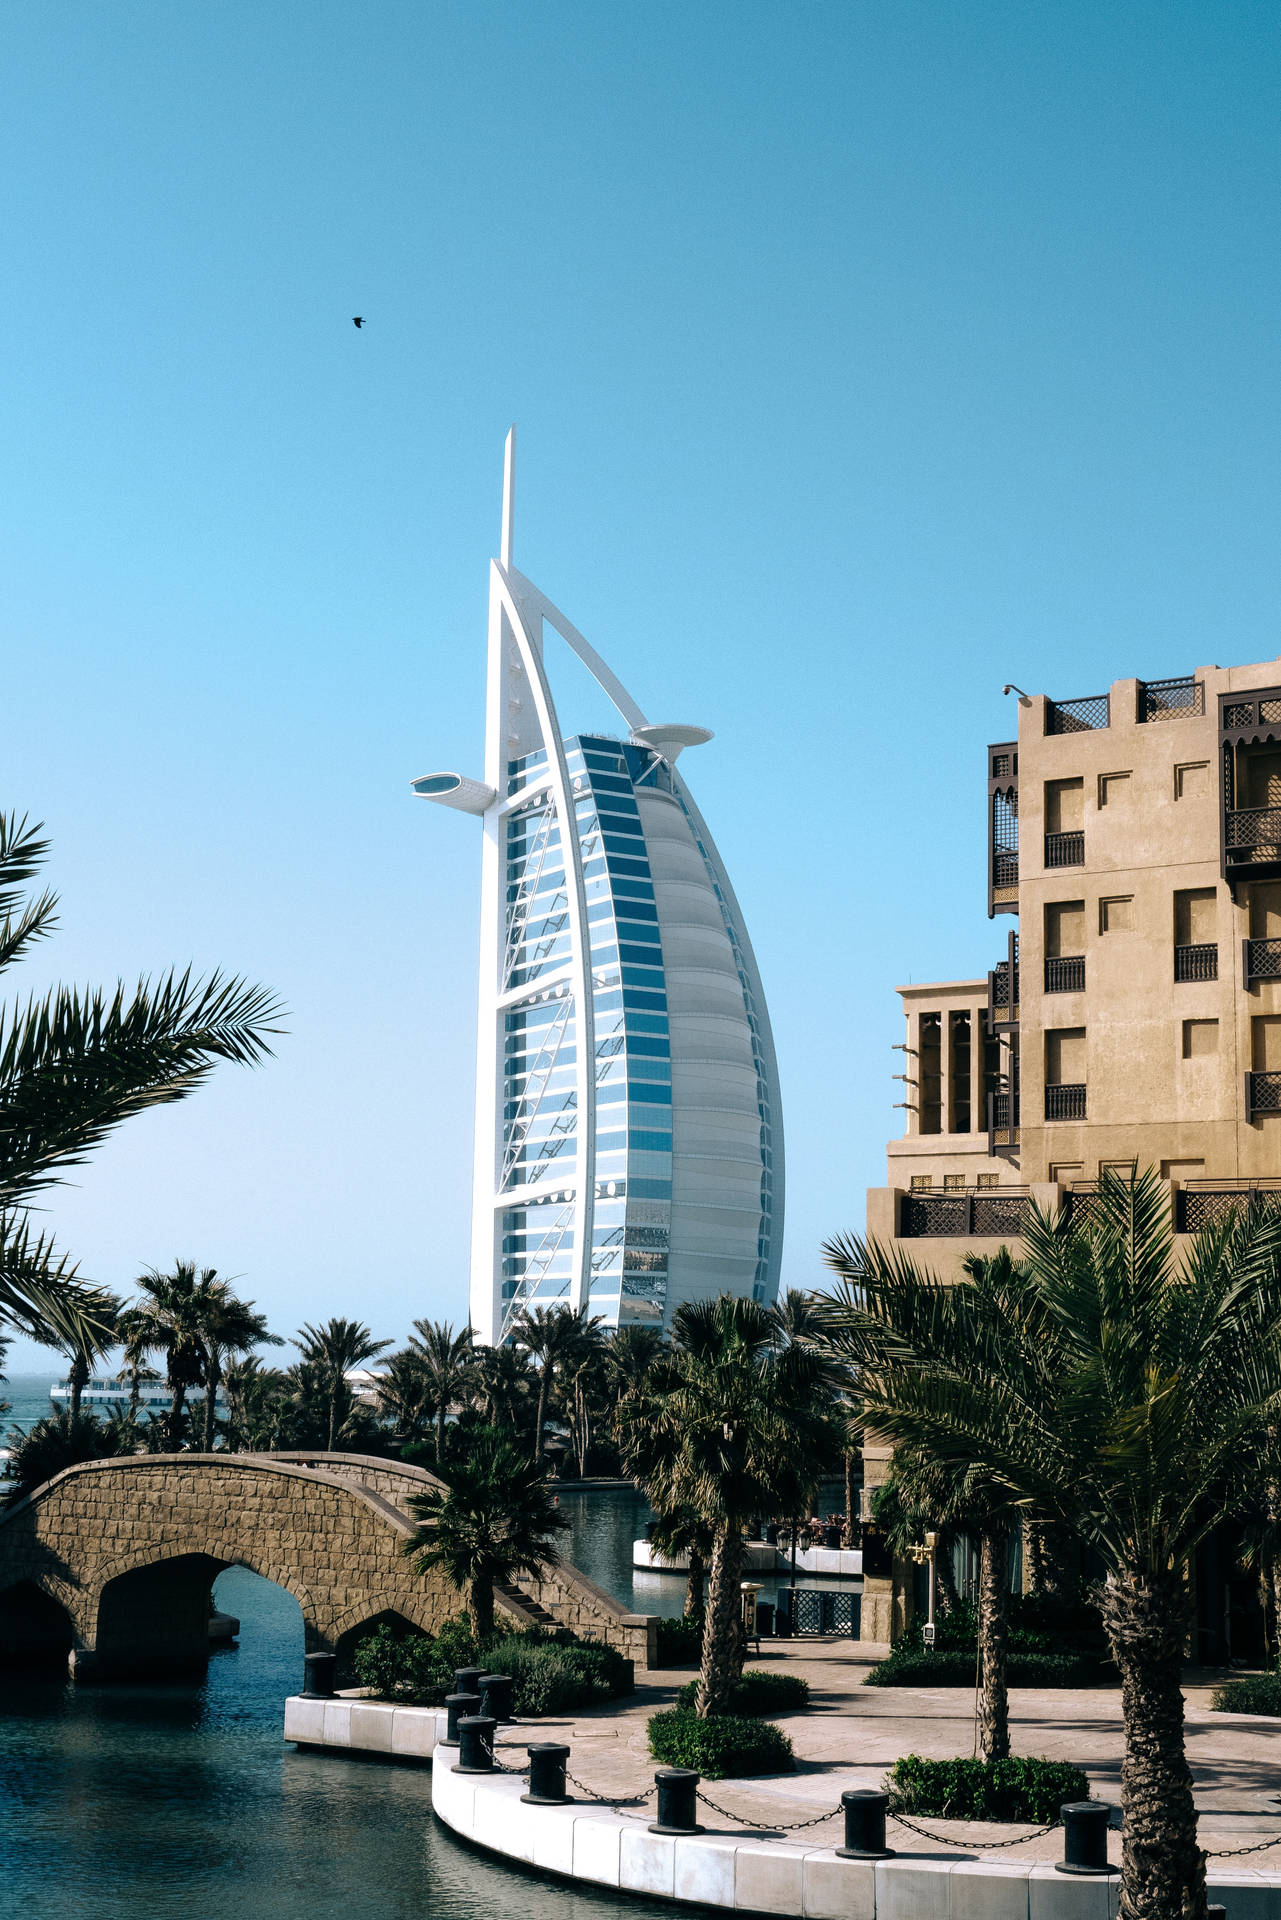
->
0, 1451, 656, 1680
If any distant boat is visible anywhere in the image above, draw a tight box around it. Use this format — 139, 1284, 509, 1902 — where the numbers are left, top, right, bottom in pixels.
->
49, 1379, 229, 1414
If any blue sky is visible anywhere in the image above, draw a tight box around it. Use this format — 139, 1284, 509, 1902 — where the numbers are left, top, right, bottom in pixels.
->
3, 2, 1280, 1366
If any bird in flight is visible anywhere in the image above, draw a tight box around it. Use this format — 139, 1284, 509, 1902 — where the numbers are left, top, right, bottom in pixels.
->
352, 316, 364, 328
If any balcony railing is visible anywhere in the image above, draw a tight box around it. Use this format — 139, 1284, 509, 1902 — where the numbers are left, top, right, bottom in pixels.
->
987, 1089, 1020, 1158
1062, 1183, 1104, 1229
1045, 1083, 1086, 1122
1173, 943, 1218, 982
991, 963, 1020, 1010
1047, 694, 1109, 734
992, 852, 1019, 890
901, 1189, 1031, 1239
1226, 808, 1281, 862
1244, 938, 1281, 986
1044, 955, 1085, 993
1140, 676, 1204, 723
1177, 1180, 1281, 1233
1045, 831, 1085, 868
1246, 1071, 1281, 1121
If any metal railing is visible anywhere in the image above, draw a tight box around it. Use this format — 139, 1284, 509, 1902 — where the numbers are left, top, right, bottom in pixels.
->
987, 1089, 1020, 1158
990, 962, 1020, 1010
1047, 694, 1109, 734
1062, 1183, 1103, 1229
1244, 938, 1281, 986
1223, 696, 1281, 730
1140, 676, 1203, 722
1226, 808, 1281, 859
1246, 1071, 1281, 1122
1044, 955, 1085, 993
1045, 830, 1085, 868
900, 1189, 1031, 1239
1174, 943, 1218, 982
992, 851, 1019, 889
1045, 1083, 1086, 1122
1178, 1181, 1281, 1233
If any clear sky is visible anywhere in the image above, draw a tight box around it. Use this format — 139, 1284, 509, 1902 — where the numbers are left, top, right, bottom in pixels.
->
3, 2, 1280, 1367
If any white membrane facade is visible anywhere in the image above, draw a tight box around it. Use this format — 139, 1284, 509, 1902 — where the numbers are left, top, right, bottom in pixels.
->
414, 433, 783, 1344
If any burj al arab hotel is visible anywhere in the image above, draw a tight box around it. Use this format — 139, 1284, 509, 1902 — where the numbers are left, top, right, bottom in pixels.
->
414, 434, 783, 1346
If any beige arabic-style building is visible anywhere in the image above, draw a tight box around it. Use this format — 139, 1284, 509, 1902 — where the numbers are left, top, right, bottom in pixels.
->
860, 655, 1281, 1649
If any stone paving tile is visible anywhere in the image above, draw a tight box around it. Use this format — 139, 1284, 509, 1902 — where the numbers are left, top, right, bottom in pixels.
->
528, 1636, 1281, 1869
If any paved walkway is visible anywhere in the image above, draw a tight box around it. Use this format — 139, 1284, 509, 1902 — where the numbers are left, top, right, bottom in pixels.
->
516, 1638, 1281, 1868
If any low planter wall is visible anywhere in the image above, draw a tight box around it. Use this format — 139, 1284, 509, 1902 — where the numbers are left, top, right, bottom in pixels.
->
287, 1698, 1278, 1917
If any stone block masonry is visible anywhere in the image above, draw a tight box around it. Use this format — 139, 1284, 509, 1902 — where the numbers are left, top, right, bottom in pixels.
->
0, 1451, 656, 1678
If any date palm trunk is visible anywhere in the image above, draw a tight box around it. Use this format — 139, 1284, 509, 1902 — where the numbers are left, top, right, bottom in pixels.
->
168, 1381, 187, 1450
469, 1572, 495, 1648
844, 1448, 857, 1546
684, 1542, 705, 1618
532, 1372, 549, 1468
202, 1351, 221, 1452
977, 1519, 1010, 1762
68, 1353, 88, 1419
695, 1523, 744, 1717
436, 1401, 446, 1465
1100, 1572, 1204, 1920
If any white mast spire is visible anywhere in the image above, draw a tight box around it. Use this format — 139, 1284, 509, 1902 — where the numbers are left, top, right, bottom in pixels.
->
500, 424, 515, 569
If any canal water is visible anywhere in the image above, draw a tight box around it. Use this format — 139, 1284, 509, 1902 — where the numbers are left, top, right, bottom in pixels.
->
0, 1562, 680, 1920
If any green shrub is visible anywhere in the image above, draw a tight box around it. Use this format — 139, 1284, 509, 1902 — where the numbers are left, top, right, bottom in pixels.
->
351, 1616, 632, 1715
675, 1669, 809, 1715
655, 1613, 704, 1666
865, 1648, 1101, 1689
351, 1621, 464, 1704
486, 1631, 634, 1713
886, 1754, 1089, 1824
1210, 1673, 1281, 1717
648, 1709, 794, 1778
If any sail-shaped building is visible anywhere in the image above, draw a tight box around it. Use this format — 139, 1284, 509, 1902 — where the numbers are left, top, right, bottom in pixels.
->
414, 433, 783, 1345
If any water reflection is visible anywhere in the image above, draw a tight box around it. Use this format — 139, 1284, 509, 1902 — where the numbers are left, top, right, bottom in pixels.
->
0, 1563, 674, 1920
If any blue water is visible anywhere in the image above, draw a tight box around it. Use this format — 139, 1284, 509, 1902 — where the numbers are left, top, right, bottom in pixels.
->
0, 1563, 676, 1920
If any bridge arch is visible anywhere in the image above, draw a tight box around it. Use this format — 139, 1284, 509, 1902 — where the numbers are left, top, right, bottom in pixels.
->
0, 1577, 75, 1669
0, 1450, 654, 1680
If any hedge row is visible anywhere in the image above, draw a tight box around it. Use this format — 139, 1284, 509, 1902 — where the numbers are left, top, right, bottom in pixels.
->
865, 1648, 1102, 1689
351, 1617, 632, 1713
674, 1670, 809, 1715
886, 1754, 1090, 1823
648, 1709, 794, 1778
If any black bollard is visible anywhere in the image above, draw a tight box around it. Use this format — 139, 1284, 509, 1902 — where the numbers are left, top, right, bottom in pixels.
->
455, 1714, 498, 1774
836, 1789, 895, 1860
442, 1691, 481, 1745
522, 1742, 572, 1805
302, 1652, 336, 1698
453, 1665, 483, 1699
1056, 1800, 1114, 1875
649, 1767, 702, 1836
479, 1672, 515, 1723
1207, 1909, 1226, 1920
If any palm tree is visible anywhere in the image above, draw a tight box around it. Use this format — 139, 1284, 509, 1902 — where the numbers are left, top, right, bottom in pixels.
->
114, 1338, 160, 1421
648, 1502, 715, 1618
514, 1303, 594, 1467
61, 1288, 124, 1418
198, 1287, 281, 1451
403, 1426, 570, 1641
125, 1263, 221, 1448
822, 1169, 1281, 1920
0, 811, 281, 1355
293, 1318, 391, 1451
874, 1439, 1016, 1759
472, 1342, 535, 1434
375, 1350, 434, 1447
604, 1325, 664, 1398
222, 1355, 290, 1452
406, 1319, 474, 1464
617, 1295, 836, 1717
563, 1314, 608, 1478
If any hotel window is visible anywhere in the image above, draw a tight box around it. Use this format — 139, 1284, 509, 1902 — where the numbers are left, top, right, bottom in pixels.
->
910, 1174, 933, 1190
976, 1172, 1000, 1189
943, 1174, 965, 1190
